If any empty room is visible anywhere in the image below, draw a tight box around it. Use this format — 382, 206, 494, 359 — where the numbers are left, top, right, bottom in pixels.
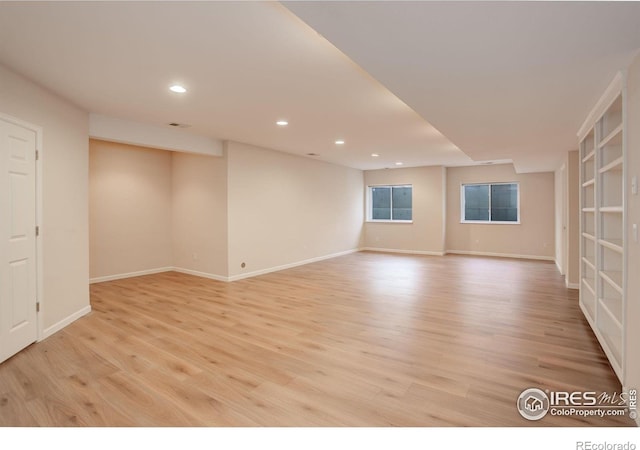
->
1, 0, 639, 444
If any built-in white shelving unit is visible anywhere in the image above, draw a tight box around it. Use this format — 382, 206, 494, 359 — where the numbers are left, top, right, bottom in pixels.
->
578, 72, 626, 383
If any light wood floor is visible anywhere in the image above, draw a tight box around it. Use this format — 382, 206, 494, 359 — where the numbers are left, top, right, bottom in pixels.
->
0, 252, 634, 426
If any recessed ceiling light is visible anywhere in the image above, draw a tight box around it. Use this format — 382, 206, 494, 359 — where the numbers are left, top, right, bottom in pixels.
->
371, 153, 379, 157
395, 162, 403, 166
169, 85, 187, 93
335, 140, 345, 145
276, 120, 288, 126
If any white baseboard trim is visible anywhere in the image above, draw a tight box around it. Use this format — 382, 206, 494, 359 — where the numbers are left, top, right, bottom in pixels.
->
172, 267, 228, 282
445, 250, 555, 262
228, 248, 359, 282
361, 247, 445, 256
40, 305, 92, 340
566, 281, 580, 290
89, 250, 360, 285
554, 259, 564, 275
89, 267, 173, 284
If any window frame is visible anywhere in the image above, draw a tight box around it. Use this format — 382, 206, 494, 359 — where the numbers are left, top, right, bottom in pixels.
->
367, 184, 413, 223
460, 182, 520, 224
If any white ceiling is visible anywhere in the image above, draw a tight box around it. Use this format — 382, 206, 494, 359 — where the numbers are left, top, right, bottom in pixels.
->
1, 2, 639, 173
285, 1, 640, 173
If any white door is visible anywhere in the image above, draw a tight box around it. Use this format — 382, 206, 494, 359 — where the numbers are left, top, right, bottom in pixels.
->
0, 118, 38, 363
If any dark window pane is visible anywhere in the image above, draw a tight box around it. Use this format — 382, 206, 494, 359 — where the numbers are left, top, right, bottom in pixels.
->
491, 184, 518, 221
464, 184, 489, 221
392, 186, 412, 220
372, 187, 391, 220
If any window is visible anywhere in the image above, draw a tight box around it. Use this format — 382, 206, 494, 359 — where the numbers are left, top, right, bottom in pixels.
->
461, 182, 519, 223
368, 185, 412, 222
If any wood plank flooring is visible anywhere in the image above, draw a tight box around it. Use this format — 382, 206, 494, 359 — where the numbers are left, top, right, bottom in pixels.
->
0, 252, 634, 426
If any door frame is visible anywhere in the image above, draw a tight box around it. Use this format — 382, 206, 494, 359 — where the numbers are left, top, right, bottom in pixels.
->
1, 112, 43, 342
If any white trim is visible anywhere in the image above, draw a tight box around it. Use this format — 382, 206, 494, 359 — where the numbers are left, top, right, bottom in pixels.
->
361, 247, 445, 256
460, 181, 520, 224
445, 250, 555, 261
228, 249, 359, 282
89, 250, 361, 285
40, 305, 91, 340
172, 267, 227, 282
566, 281, 580, 290
0, 112, 44, 341
441, 166, 447, 251
366, 184, 413, 222
577, 71, 625, 141
459, 220, 521, 225
89, 267, 173, 284
366, 220, 413, 224
555, 258, 562, 274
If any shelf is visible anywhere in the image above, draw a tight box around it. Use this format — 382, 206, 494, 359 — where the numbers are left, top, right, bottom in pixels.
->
598, 238, 623, 254
599, 156, 623, 174
599, 123, 623, 148
582, 232, 595, 242
582, 150, 596, 163
581, 257, 595, 271
600, 270, 623, 294
582, 178, 595, 188
578, 77, 625, 386
599, 297, 623, 326
597, 307, 623, 365
582, 277, 596, 295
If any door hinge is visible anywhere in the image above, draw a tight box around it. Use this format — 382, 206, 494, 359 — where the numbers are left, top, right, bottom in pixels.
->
36, 150, 39, 161
36, 302, 40, 313
36, 226, 40, 237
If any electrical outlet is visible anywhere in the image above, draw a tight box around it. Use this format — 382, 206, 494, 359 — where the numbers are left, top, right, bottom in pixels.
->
192, 252, 198, 261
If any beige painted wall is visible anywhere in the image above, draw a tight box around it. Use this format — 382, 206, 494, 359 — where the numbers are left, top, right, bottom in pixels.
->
554, 163, 566, 274
89, 140, 173, 279
172, 151, 228, 278
363, 166, 445, 254
0, 64, 89, 331
226, 141, 363, 279
567, 150, 580, 287
90, 140, 228, 280
624, 53, 640, 424
446, 164, 555, 258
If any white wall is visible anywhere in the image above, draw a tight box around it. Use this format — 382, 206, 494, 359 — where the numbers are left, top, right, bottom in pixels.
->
90, 140, 363, 281
90, 140, 228, 281
89, 139, 173, 280
363, 166, 445, 254
226, 141, 363, 279
446, 164, 555, 259
172, 151, 228, 278
0, 64, 90, 334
